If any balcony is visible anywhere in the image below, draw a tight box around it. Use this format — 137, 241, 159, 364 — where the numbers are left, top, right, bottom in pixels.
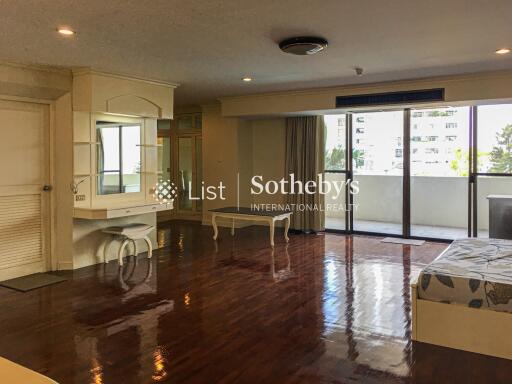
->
324, 173, 509, 239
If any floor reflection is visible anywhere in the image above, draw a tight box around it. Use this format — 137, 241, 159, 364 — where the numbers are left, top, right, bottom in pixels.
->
1, 221, 512, 383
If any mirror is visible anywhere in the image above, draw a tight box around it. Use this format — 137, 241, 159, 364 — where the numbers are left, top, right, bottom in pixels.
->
96, 121, 141, 195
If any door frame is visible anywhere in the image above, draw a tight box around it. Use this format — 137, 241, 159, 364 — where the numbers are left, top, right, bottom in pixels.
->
325, 106, 480, 243
157, 117, 203, 221
0, 94, 55, 273
175, 133, 202, 218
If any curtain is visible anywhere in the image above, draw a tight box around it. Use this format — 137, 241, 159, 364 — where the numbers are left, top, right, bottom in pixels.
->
285, 116, 325, 232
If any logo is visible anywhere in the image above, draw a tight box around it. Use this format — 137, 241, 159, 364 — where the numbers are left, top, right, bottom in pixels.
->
154, 180, 177, 204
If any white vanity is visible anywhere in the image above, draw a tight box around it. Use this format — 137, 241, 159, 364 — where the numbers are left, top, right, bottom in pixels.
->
74, 201, 174, 220
72, 70, 177, 268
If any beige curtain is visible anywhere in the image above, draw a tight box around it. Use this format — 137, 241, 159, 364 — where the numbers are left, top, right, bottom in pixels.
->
285, 116, 325, 232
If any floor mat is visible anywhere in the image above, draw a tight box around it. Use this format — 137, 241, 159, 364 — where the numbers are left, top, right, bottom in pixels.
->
0, 273, 67, 292
381, 237, 425, 246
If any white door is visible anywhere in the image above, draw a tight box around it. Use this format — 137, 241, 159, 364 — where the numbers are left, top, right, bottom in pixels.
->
0, 99, 50, 280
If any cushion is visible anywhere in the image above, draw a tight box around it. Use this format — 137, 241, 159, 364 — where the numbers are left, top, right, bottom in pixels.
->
102, 224, 154, 236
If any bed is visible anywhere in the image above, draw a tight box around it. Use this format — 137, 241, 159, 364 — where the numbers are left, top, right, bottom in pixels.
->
412, 238, 512, 360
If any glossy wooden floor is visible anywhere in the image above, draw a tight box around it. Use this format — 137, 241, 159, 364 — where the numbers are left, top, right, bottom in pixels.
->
1, 221, 512, 384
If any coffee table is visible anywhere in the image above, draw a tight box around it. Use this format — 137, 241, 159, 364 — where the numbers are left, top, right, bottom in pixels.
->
210, 207, 292, 247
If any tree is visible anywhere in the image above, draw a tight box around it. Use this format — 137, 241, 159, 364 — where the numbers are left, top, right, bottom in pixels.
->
450, 149, 469, 176
489, 124, 512, 173
352, 149, 365, 168
325, 146, 345, 170
325, 147, 366, 169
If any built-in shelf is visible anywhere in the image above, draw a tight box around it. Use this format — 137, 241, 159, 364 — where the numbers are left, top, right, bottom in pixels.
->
74, 141, 100, 145
136, 144, 163, 148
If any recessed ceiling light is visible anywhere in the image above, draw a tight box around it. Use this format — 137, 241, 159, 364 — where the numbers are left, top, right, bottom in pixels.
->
495, 48, 511, 55
57, 27, 76, 36
242, 77, 252, 82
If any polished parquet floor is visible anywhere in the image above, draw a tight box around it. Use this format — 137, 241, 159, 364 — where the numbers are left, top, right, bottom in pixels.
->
0, 221, 512, 384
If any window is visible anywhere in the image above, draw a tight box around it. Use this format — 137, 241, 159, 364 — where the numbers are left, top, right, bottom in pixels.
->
324, 115, 346, 171
96, 122, 141, 195
411, 107, 469, 177
477, 104, 512, 173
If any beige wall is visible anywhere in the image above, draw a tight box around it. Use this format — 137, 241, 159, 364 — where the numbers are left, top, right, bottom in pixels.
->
201, 105, 287, 227
201, 103, 242, 225
0, 62, 71, 100
54, 93, 74, 270
220, 70, 512, 117
251, 118, 286, 207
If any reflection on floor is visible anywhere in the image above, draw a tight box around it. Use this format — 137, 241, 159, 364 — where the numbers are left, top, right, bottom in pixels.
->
0, 221, 510, 383
326, 217, 489, 239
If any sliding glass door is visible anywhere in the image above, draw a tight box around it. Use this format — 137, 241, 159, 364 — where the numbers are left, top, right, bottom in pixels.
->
324, 114, 347, 230
475, 104, 512, 238
410, 107, 470, 239
351, 111, 403, 235
324, 102, 512, 241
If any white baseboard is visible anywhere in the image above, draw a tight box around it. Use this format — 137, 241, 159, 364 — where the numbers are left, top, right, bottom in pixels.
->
57, 261, 74, 271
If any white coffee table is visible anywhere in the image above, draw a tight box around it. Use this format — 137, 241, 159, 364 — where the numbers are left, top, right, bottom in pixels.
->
210, 207, 292, 247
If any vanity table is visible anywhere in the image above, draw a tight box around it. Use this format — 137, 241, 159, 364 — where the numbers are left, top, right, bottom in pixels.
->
74, 201, 174, 220
71, 70, 177, 269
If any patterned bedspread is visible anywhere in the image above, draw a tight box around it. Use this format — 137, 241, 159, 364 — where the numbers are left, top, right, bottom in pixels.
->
417, 238, 512, 313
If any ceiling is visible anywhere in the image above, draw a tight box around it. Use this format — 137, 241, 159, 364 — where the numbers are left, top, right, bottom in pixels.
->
1, 0, 512, 106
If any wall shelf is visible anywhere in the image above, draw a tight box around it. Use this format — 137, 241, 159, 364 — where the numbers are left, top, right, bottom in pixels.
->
74, 141, 100, 145
136, 144, 163, 148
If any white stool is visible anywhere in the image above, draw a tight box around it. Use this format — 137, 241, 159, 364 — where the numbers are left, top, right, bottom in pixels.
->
102, 224, 154, 266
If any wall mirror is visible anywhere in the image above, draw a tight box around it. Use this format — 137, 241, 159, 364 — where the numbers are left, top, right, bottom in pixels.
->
96, 121, 142, 195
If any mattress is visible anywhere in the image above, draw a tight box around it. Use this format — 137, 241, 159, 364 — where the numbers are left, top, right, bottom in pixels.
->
417, 238, 512, 313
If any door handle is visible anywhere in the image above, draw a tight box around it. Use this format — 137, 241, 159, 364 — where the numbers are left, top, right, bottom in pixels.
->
43, 185, 53, 192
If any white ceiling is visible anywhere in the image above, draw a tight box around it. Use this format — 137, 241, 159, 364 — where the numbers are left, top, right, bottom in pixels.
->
1, 0, 512, 106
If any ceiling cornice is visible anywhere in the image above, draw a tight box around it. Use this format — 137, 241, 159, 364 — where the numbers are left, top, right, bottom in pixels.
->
219, 69, 512, 102
72, 68, 180, 89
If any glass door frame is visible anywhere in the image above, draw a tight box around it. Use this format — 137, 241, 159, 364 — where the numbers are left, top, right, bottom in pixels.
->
470, 106, 512, 237
176, 133, 202, 217
325, 110, 412, 239
157, 118, 203, 221
325, 106, 488, 242
348, 109, 409, 238
324, 114, 352, 232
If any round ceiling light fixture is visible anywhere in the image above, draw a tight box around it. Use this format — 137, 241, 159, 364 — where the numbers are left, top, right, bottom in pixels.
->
279, 36, 328, 55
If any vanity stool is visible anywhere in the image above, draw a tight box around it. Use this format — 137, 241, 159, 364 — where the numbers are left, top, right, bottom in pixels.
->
102, 224, 154, 266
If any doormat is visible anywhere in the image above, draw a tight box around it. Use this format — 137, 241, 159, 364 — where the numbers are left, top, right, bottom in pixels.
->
0, 273, 67, 292
381, 237, 425, 246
